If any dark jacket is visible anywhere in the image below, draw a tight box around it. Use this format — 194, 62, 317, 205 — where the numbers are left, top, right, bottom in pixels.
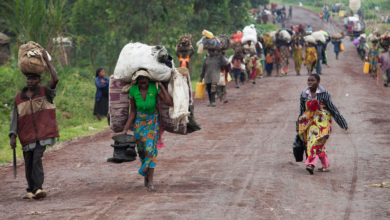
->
331, 41, 341, 53
296, 86, 348, 131
95, 76, 110, 101
14, 85, 59, 146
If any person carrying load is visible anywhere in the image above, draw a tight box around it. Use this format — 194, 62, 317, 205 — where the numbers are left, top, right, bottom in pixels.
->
9, 48, 59, 200
122, 70, 173, 192
176, 48, 194, 69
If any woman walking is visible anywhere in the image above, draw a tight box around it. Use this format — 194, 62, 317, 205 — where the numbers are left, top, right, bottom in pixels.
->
292, 38, 303, 75
200, 49, 227, 107
277, 40, 291, 77
297, 74, 348, 175
367, 40, 380, 79
122, 73, 173, 191
331, 39, 342, 60
94, 68, 110, 121
305, 42, 317, 75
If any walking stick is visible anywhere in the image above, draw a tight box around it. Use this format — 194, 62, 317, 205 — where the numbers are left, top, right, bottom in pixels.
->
13, 148, 17, 179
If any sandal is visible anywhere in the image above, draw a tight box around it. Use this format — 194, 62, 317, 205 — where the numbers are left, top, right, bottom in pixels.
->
144, 177, 149, 187
318, 167, 331, 172
148, 185, 156, 192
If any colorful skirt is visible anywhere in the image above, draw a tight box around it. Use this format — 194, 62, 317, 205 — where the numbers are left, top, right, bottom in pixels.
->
134, 111, 159, 176
298, 100, 332, 162
280, 46, 289, 74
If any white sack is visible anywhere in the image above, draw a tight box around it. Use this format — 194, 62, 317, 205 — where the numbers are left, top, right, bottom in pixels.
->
264, 10, 272, 15
279, 30, 292, 42
348, 16, 359, 22
168, 69, 190, 129
241, 24, 258, 44
312, 31, 326, 43
304, 35, 316, 44
113, 42, 172, 82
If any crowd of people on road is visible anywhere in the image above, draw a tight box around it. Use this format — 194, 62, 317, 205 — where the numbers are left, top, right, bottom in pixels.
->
8, 2, 390, 202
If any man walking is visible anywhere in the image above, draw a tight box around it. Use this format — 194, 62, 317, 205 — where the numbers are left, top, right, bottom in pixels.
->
9, 50, 59, 200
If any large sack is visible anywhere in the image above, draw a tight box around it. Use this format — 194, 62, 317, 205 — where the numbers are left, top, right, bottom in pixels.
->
241, 24, 258, 44
18, 41, 47, 75
304, 35, 316, 44
113, 43, 172, 82
159, 68, 191, 135
312, 31, 326, 43
278, 30, 292, 42
109, 76, 131, 133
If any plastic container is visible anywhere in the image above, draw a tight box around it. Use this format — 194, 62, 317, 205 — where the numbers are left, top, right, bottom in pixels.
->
195, 82, 206, 99
202, 30, 214, 39
364, 62, 370, 74
340, 43, 344, 51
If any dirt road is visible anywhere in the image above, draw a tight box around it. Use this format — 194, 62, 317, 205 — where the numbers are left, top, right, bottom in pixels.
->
1, 6, 389, 220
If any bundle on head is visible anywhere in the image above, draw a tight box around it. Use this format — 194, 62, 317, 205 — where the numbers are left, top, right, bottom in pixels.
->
177, 34, 193, 52
18, 41, 48, 75
331, 32, 344, 41
380, 31, 390, 47
216, 34, 230, 50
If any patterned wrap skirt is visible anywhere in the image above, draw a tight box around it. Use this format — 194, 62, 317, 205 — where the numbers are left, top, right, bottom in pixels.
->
298, 100, 332, 162
134, 111, 159, 176
280, 46, 289, 74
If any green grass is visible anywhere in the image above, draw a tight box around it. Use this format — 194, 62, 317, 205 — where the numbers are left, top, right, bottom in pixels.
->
0, 59, 110, 164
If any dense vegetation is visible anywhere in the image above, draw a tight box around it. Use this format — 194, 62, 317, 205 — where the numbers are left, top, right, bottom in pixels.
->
0, 0, 273, 163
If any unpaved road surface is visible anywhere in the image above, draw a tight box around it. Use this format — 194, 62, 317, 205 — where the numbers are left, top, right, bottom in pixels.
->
1, 6, 389, 220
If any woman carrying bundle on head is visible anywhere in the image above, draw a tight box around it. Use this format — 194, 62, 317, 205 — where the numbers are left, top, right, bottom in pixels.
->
297, 74, 348, 175
292, 37, 304, 76
122, 72, 173, 192
367, 36, 380, 79
305, 40, 317, 75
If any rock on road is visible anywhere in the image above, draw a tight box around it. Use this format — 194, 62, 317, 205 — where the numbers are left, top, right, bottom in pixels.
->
1, 6, 390, 220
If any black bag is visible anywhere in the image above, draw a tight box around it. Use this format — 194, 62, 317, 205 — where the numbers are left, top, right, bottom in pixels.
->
293, 134, 305, 162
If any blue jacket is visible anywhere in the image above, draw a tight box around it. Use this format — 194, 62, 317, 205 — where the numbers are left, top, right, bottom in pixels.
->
95, 76, 110, 101
331, 41, 341, 53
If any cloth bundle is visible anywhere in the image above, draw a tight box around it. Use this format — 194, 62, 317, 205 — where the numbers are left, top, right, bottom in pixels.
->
380, 31, 390, 47
18, 41, 51, 75
312, 31, 326, 43
113, 43, 172, 82
202, 37, 222, 50
241, 24, 258, 44
368, 32, 381, 42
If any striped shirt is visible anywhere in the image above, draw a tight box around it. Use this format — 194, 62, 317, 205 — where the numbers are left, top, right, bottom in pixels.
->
296, 86, 348, 131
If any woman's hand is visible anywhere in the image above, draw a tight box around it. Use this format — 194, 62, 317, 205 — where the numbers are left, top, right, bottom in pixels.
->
122, 129, 127, 135
101, 79, 106, 84
158, 81, 164, 88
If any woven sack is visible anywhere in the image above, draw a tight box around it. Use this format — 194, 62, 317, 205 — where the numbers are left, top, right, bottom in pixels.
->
109, 76, 131, 133
18, 41, 47, 75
